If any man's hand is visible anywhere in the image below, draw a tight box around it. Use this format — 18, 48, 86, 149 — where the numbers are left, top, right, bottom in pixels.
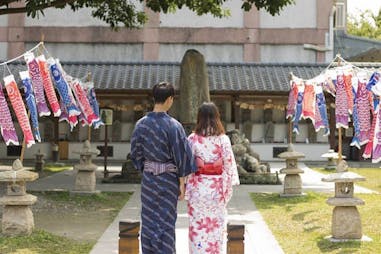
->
178, 177, 185, 200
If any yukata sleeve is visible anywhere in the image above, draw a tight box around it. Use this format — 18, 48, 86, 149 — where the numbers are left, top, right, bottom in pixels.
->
221, 135, 240, 203
169, 122, 197, 177
130, 120, 144, 171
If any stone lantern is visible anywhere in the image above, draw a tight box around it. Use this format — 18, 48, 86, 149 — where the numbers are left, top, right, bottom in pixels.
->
0, 159, 38, 236
278, 144, 305, 197
35, 149, 45, 171
322, 160, 371, 241
321, 149, 345, 170
72, 140, 100, 194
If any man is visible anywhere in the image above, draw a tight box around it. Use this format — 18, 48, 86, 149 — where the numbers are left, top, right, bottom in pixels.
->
130, 82, 197, 254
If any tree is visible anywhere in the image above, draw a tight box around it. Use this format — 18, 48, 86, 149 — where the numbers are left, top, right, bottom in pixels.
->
347, 8, 381, 40
0, 0, 294, 28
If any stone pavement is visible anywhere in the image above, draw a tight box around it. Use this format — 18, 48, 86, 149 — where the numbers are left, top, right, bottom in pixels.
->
26, 162, 376, 254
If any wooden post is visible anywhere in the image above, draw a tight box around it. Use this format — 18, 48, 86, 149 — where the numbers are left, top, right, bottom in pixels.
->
337, 55, 342, 163
87, 72, 92, 142
234, 96, 240, 130
288, 117, 292, 144
288, 72, 294, 144
227, 223, 245, 254
104, 124, 108, 178
119, 221, 140, 254
19, 111, 31, 163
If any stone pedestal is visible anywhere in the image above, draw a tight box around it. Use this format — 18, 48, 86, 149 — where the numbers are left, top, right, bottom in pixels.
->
0, 159, 38, 236
278, 144, 305, 197
322, 160, 371, 241
72, 140, 100, 194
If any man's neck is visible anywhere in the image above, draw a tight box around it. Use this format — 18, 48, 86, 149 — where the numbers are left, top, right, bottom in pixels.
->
153, 104, 167, 112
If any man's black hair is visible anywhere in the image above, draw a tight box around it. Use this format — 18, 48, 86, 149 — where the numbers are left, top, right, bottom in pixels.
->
152, 82, 175, 104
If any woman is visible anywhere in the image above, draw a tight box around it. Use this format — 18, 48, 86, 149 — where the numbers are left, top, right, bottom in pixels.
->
185, 102, 240, 254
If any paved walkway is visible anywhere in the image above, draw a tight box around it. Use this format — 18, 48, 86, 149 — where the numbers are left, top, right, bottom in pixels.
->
26, 162, 375, 254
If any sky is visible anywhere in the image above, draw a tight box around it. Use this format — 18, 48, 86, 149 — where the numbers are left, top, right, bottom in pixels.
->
347, 0, 381, 16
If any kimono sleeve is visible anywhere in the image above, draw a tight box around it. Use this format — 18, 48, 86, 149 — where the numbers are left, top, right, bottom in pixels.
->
130, 120, 144, 171
169, 122, 197, 177
221, 134, 240, 203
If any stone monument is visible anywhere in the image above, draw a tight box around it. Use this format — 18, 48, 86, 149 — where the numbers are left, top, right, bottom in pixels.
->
72, 140, 100, 194
0, 159, 38, 236
179, 49, 210, 134
278, 143, 305, 196
322, 160, 371, 241
321, 149, 345, 170
226, 129, 279, 184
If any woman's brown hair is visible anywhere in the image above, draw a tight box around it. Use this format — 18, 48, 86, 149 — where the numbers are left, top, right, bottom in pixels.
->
194, 102, 225, 136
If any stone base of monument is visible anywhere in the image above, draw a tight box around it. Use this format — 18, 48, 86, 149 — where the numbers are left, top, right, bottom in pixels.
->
239, 172, 281, 185
324, 235, 372, 242
102, 171, 141, 184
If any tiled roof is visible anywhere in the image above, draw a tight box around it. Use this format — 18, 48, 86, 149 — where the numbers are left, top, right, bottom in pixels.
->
334, 30, 381, 60
4, 61, 381, 93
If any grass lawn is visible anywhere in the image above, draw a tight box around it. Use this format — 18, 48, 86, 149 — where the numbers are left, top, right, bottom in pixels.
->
311, 167, 381, 193
0, 230, 93, 254
0, 191, 132, 254
251, 192, 381, 254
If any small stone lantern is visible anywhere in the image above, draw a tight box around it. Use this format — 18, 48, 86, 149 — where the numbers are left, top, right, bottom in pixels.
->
0, 159, 38, 236
322, 160, 371, 241
321, 149, 345, 170
278, 144, 305, 197
35, 149, 45, 171
72, 140, 100, 194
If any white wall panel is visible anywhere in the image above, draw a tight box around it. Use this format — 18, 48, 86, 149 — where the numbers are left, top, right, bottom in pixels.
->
159, 44, 243, 62
0, 16, 7, 26
0, 43, 7, 60
260, 0, 316, 28
260, 45, 316, 63
26, 43, 143, 62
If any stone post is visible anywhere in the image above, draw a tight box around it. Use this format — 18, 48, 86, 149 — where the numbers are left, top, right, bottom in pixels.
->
0, 159, 38, 236
72, 140, 100, 194
322, 160, 371, 241
227, 223, 245, 254
119, 220, 140, 254
278, 144, 305, 197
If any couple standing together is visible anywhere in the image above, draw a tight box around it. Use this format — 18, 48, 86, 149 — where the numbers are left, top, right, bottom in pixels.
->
130, 82, 240, 254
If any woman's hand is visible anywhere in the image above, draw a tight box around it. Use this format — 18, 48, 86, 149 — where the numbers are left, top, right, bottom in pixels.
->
179, 177, 185, 200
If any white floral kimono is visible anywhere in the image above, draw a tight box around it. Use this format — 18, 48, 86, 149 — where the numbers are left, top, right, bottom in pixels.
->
185, 133, 240, 254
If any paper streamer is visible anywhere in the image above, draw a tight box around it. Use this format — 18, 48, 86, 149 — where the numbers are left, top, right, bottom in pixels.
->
70, 79, 99, 126
85, 82, 104, 129
20, 71, 41, 142
37, 55, 61, 117
4, 75, 35, 148
48, 58, 81, 117
24, 52, 51, 117
0, 82, 19, 146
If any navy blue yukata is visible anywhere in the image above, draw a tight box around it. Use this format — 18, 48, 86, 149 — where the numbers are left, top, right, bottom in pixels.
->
130, 112, 197, 254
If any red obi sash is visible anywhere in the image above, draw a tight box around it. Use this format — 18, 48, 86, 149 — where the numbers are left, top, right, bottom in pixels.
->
195, 157, 223, 175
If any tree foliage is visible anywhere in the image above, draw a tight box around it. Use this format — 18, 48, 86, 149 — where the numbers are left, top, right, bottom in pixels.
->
0, 0, 295, 28
347, 8, 381, 40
